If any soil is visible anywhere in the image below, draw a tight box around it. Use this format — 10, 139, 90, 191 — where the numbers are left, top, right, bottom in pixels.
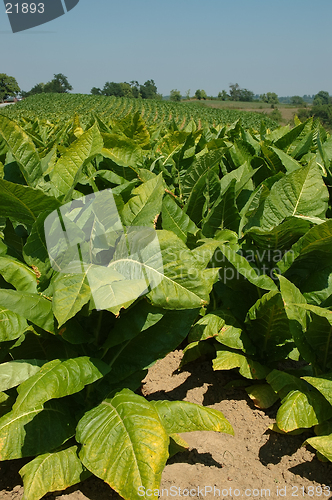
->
0, 351, 331, 500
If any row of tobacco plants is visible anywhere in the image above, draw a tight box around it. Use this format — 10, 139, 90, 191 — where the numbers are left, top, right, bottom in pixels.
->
0, 99, 331, 499
1, 92, 278, 130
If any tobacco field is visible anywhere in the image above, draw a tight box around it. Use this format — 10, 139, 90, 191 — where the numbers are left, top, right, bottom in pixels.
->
0, 94, 332, 499
0, 93, 278, 130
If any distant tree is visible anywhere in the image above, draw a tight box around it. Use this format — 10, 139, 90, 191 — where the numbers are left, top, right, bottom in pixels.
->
130, 81, 140, 98
229, 83, 255, 102
91, 87, 102, 95
313, 90, 330, 106
185, 89, 191, 100
312, 104, 332, 128
21, 82, 45, 98
218, 90, 228, 101
91, 79, 159, 99
102, 82, 123, 97
140, 80, 158, 99
0, 73, 20, 102
170, 89, 182, 102
200, 90, 207, 100
260, 92, 279, 105
119, 82, 134, 98
290, 95, 305, 106
229, 83, 241, 101
239, 88, 254, 102
195, 89, 202, 100
44, 73, 72, 93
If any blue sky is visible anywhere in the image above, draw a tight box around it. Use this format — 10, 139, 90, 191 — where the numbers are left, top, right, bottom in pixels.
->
1, 0, 332, 97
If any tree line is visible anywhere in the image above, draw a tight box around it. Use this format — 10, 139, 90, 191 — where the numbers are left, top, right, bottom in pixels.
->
91, 80, 161, 100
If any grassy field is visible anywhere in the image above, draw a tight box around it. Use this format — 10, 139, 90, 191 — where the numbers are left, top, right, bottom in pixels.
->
183, 99, 305, 124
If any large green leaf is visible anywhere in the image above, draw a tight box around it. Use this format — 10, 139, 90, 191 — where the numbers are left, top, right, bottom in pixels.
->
246, 384, 279, 409
182, 149, 225, 224
161, 194, 198, 242
213, 350, 270, 379
245, 291, 292, 362
121, 174, 164, 226
0, 255, 37, 293
202, 179, 240, 236
102, 132, 143, 167
303, 375, 332, 406
269, 147, 301, 173
50, 124, 103, 197
0, 359, 45, 392
77, 389, 169, 500
0, 307, 28, 341
218, 244, 278, 291
304, 435, 332, 462
219, 161, 257, 198
278, 220, 332, 275
302, 266, 332, 306
151, 400, 233, 435
276, 390, 330, 432
52, 272, 92, 327
147, 231, 217, 309
267, 369, 309, 395
258, 162, 328, 230
0, 114, 42, 187
245, 217, 311, 250
20, 446, 86, 500
13, 357, 109, 412
278, 276, 315, 364
103, 301, 164, 350
23, 212, 53, 283
296, 304, 332, 371
273, 121, 307, 153
112, 112, 151, 148
105, 308, 198, 384
267, 370, 332, 432
0, 399, 76, 460
0, 179, 60, 226
0, 289, 54, 332
188, 310, 245, 350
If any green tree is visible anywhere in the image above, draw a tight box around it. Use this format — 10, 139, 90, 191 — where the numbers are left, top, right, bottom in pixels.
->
119, 82, 134, 98
170, 89, 182, 102
102, 82, 123, 97
0, 73, 20, 102
239, 88, 254, 102
195, 89, 202, 100
185, 89, 190, 100
140, 80, 158, 99
290, 95, 305, 106
218, 90, 228, 101
200, 90, 207, 100
90, 87, 102, 95
129, 81, 140, 98
313, 90, 330, 106
260, 92, 279, 105
44, 74, 72, 93
21, 83, 45, 98
229, 83, 241, 101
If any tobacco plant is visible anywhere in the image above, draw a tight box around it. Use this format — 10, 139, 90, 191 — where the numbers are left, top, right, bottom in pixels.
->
1, 101, 332, 500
